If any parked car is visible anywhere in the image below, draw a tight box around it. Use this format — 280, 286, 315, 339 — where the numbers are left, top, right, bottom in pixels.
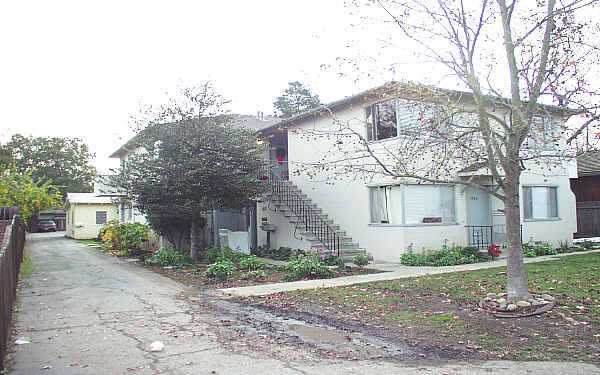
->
38, 220, 57, 232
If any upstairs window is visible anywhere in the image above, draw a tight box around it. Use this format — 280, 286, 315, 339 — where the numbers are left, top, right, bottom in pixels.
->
532, 116, 552, 141
531, 115, 556, 150
366, 101, 398, 141
366, 99, 444, 142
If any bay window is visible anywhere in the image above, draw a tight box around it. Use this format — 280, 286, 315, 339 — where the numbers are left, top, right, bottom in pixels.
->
369, 184, 456, 225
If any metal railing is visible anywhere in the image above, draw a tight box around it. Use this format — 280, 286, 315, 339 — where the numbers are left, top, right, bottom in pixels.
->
466, 225, 496, 250
0, 214, 26, 371
271, 180, 341, 254
466, 224, 521, 250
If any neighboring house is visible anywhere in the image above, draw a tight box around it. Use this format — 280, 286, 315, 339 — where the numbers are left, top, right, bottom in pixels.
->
256, 82, 578, 262
570, 151, 600, 238
107, 114, 278, 249
64, 193, 118, 239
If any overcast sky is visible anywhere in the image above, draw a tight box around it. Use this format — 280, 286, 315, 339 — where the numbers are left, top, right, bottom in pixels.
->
0, 1, 470, 173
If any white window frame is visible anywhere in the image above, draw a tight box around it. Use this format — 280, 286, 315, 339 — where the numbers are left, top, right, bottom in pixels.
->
522, 185, 559, 221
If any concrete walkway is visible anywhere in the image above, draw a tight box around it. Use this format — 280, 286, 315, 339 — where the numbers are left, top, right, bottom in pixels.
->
222, 249, 600, 297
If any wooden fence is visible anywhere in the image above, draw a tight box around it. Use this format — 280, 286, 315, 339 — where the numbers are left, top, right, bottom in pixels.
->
575, 201, 600, 238
0, 214, 26, 371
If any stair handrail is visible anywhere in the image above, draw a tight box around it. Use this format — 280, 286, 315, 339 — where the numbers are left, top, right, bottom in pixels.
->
270, 179, 341, 254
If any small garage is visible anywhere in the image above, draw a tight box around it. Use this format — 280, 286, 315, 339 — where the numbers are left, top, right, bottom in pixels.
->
64, 193, 118, 239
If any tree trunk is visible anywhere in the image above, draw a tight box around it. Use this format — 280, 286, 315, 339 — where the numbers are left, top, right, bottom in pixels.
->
190, 218, 201, 262
503, 180, 530, 300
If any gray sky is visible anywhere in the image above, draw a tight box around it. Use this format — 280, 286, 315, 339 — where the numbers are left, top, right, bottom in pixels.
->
2, 0, 421, 173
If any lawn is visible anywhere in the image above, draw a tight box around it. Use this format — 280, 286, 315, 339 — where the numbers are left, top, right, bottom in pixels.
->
248, 253, 600, 363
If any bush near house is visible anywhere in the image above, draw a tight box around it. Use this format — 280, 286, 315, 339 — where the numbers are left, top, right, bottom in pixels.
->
201, 246, 249, 265
522, 242, 558, 257
522, 241, 596, 258
204, 258, 236, 279
282, 253, 336, 281
145, 246, 190, 268
100, 221, 150, 256
353, 253, 370, 268
251, 246, 305, 261
400, 245, 480, 266
401, 240, 597, 265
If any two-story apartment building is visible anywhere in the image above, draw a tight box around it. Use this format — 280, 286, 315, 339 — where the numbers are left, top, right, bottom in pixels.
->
256, 82, 578, 262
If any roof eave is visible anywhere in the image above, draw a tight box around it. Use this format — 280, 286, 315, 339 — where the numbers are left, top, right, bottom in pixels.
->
257, 81, 582, 135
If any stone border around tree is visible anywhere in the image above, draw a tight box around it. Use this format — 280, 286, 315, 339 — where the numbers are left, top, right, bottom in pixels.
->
479, 292, 556, 318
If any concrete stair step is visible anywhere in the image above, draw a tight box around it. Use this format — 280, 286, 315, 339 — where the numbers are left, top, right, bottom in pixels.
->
289, 215, 330, 224
311, 242, 360, 250
281, 208, 322, 217
299, 230, 346, 237
340, 249, 367, 261
270, 182, 362, 261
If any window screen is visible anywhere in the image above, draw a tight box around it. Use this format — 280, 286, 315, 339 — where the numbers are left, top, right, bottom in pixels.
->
96, 211, 107, 225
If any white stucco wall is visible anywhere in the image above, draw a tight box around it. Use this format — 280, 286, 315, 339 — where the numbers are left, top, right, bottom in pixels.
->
256, 202, 314, 251
66, 203, 119, 240
519, 167, 577, 246
259, 99, 577, 262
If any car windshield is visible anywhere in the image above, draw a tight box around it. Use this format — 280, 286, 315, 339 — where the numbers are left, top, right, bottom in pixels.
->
39, 221, 55, 225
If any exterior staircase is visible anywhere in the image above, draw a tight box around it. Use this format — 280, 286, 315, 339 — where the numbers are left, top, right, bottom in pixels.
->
269, 180, 366, 262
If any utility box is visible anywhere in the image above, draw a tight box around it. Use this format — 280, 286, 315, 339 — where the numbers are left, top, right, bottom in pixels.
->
219, 229, 250, 255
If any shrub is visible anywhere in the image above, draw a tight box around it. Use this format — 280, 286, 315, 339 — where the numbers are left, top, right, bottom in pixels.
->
522, 242, 557, 257
202, 247, 248, 265
400, 246, 478, 266
101, 221, 150, 256
460, 246, 480, 258
283, 255, 335, 281
557, 240, 571, 253
353, 253, 370, 268
251, 246, 304, 261
204, 259, 236, 279
238, 255, 267, 270
145, 247, 190, 268
240, 270, 267, 280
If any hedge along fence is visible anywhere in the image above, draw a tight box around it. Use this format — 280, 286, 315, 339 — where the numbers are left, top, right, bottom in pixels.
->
0, 209, 26, 371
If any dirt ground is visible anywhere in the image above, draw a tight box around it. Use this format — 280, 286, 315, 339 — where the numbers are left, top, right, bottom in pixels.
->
230, 289, 600, 364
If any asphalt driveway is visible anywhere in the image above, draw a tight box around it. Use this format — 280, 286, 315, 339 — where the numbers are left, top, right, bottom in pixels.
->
6, 232, 599, 374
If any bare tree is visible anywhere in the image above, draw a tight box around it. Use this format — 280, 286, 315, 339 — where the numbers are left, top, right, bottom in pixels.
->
298, 0, 599, 300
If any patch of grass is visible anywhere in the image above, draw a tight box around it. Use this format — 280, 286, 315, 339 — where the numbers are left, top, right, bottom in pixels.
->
20, 247, 33, 278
